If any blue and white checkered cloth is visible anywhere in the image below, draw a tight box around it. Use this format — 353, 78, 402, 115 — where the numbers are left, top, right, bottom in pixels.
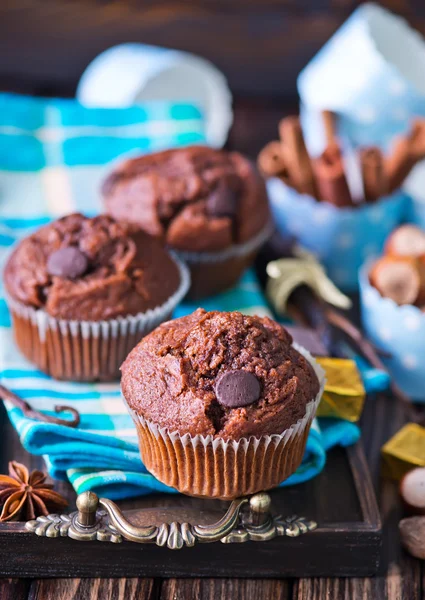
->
0, 93, 360, 499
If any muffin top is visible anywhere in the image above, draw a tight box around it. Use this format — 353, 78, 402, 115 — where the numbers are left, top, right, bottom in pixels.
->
4, 213, 181, 321
102, 146, 270, 253
121, 308, 320, 439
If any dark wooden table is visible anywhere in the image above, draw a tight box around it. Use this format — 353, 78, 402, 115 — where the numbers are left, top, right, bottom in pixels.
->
0, 98, 423, 599
0, 388, 422, 600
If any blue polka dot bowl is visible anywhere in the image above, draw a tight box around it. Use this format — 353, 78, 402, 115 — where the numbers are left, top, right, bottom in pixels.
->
405, 194, 425, 231
268, 177, 408, 292
359, 261, 425, 403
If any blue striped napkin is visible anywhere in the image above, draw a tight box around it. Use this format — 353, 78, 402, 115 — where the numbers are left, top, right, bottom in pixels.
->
0, 93, 360, 499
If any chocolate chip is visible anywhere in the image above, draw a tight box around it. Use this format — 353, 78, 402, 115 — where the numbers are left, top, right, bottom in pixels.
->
206, 184, 238, 219
215, 370, 261, 408
47, 247, 89, 279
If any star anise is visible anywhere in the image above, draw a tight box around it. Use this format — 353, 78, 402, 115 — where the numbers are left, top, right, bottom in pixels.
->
0, 461, 68, 522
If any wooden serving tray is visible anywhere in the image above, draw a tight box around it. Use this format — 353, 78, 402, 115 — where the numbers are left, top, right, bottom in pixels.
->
0, 403, 381, 578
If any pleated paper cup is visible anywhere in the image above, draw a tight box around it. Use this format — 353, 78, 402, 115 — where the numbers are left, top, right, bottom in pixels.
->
360, 262, 425, 403
126, 345, 325, 499
77, 43, 233, 149
298, 4, 425, 154
6, 253, 190, 382
176, 220, 273, 300
269, 177, 407, 291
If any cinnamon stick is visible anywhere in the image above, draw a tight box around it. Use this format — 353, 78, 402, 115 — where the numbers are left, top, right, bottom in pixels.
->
279, 116, 318, 197
385, 137, 416, 193
409, 119, 425, 161
322, 110, 338, 148
257, 141, 297, 189
385, 119, 425, 192
360, 146, 387, 202
313, 145, 353, 207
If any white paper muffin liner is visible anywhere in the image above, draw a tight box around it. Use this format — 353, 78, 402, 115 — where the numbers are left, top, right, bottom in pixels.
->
126, 344, 325, 499
175, 220, 273, 265
6, 252, 190, 382
173, 220, 273, 300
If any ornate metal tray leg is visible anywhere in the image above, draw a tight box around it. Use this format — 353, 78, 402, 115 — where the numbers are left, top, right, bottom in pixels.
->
26, 491, 317, 549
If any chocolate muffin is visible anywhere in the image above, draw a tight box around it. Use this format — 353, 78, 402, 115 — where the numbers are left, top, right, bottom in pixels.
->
4, 213, 189, 381
121, 309, 324, 498
102, 146, 272, 299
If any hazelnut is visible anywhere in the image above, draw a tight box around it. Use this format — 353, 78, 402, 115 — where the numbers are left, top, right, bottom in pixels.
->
385, 224, 425, 259
369, 256, 422, 305
400, 467, 425, 515
399, 516, 425, 559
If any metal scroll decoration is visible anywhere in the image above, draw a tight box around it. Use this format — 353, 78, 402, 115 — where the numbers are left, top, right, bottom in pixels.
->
26, 491, 317, 550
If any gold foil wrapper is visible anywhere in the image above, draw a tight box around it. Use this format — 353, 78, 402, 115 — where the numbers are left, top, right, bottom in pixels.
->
381, 423, 425, 481
266, 249, 352, 315
316, 357, 365, 422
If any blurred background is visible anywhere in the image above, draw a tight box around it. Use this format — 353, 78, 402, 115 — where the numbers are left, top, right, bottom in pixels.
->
1, 0, 422, 157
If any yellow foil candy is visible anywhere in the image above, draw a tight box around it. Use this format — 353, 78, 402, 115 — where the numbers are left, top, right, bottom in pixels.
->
381, 423, 425, 481
316, 357, 365, 422
266, 251, 352, 314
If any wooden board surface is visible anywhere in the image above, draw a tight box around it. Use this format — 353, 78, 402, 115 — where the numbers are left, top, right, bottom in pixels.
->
0, 400, 380, 578
0, 389, 416, 599
0, 376, 424, 599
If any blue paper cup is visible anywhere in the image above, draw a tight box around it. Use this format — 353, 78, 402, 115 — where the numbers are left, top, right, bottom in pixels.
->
77, 43, 232, 148
404, 192, 425, 231
268, 178, 407, 291
359, 262, 425, 402
298, 3, 425, 225
298, 3, 425, 155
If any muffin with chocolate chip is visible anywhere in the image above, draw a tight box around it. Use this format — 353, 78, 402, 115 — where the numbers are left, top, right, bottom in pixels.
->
3, 213, 189, 381
121, 308, 324, 499
102, 146, 272, 299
